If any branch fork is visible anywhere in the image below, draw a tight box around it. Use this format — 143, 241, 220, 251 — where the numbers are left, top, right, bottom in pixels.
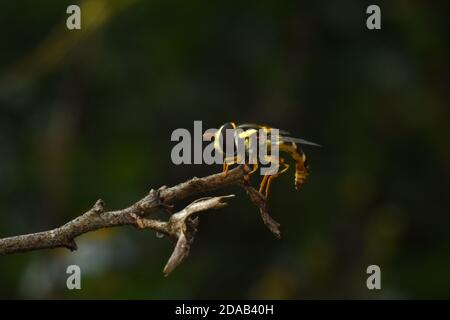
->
0, 166, 281, 275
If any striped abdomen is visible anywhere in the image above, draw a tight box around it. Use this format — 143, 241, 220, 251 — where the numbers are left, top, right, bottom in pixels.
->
280, 142, 309, 190
294, 152, 309, 190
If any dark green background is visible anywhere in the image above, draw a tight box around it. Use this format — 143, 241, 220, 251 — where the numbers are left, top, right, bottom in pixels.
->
1, 0, 449, 299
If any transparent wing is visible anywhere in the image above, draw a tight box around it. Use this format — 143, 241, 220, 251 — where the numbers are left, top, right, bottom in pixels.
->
280, 136, 322, 147
235, 123, 320, 147
237, 123, 291, 135
236, 123, 262, 130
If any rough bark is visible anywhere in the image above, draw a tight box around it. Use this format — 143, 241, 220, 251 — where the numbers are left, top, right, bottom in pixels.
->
0, 165, 281, 275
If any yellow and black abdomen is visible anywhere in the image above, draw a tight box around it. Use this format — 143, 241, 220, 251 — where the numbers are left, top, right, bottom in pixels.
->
280, 142, 309, 190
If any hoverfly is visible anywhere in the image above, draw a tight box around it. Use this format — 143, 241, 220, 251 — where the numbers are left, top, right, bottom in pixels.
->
203, 122, 320, 199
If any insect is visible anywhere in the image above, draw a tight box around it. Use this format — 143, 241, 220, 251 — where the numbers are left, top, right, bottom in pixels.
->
203, 122, 320, 199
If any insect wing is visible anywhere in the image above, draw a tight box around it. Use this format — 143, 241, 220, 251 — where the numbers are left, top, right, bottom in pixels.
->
280, 136, 322, 147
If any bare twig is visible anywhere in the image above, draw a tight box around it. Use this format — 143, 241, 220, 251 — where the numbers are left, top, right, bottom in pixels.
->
242, 185, 281, 239
0, 165, 281, 275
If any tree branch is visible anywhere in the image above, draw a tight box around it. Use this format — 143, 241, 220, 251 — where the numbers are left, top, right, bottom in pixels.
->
0, 165, 281, 275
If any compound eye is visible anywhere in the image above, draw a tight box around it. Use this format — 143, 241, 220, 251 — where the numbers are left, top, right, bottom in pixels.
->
223, 123, 232, 131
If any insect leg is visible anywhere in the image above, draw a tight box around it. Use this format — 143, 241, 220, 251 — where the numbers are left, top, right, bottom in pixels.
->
259, 175, 269, 193
249, 163, 259, 175
223, 163, 229, 176
222, 156, 237, 177
243, 163, 258, 183
264, 159, 289, 198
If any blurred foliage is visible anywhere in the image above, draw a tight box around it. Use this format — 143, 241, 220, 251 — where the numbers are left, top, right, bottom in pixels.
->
0, 0, 449, 299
